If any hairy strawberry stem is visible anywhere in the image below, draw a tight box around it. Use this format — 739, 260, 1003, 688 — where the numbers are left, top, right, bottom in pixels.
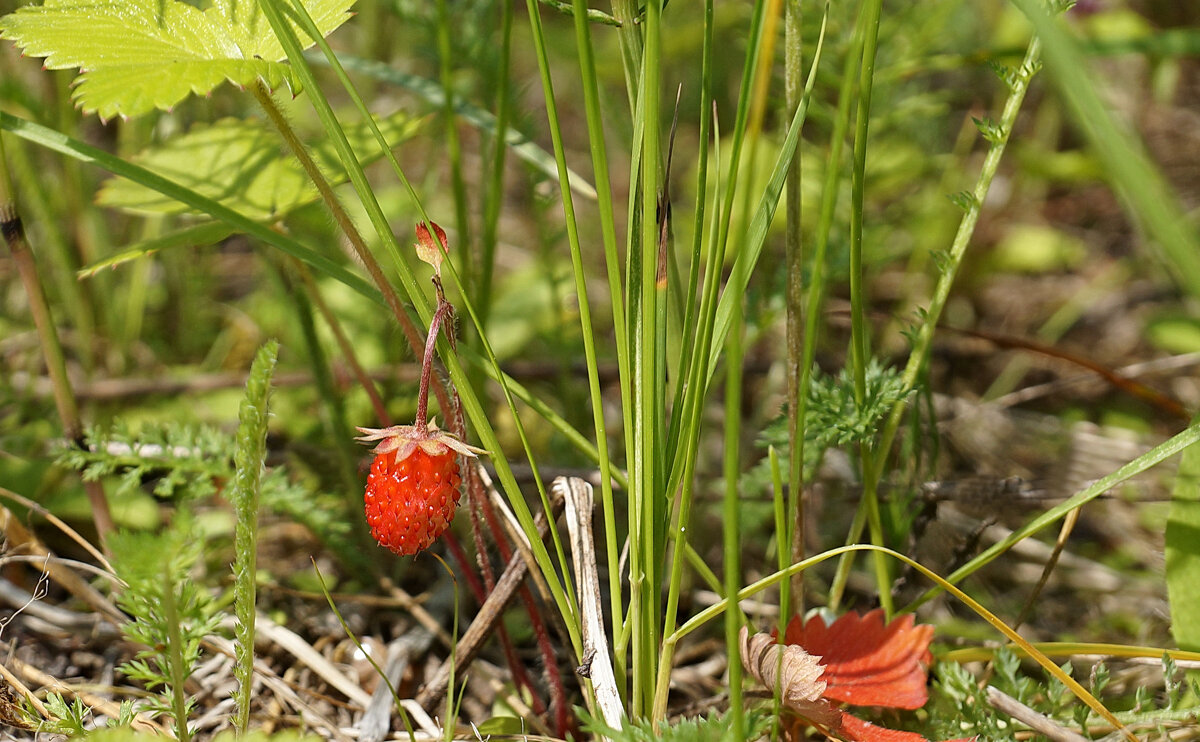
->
415, 287, 455, 430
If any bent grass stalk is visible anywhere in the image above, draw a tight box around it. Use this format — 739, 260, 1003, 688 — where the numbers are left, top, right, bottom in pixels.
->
313, 560, 418, 742
670, 542, 1135, 741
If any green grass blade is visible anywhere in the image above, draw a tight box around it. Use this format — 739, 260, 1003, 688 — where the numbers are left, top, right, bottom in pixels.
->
478, 0, 515, 330
1166, 415, 1200, 651
77, 221, 234, 276
907, 422, 1200, 611
847, 0, 892, 616
570, 0, 627, 664
702, 21, 827, 383
434, 0, 472, 299
720, 190, 747, 742
0, 112, 382, 305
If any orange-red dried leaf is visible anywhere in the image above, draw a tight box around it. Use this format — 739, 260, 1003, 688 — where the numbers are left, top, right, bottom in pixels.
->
783, 609, 933, 709
415, 221, 449, 274
836, 712, 976, 742
837, 713, 932, 742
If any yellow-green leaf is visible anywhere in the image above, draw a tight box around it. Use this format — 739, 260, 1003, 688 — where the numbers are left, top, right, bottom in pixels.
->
96, 112, 421, 220
0, 0, 355, 119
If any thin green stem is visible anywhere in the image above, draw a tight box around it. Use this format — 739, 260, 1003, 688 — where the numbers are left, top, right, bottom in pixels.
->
769, 446, 788, 739
162, 566, 191, 742
295, 262, 392, 425
721, 216, 747, 742
277, 263, 358, 489
632, 0, 663, 712
868, 35, 1044, 514
843, 0, 891, 615
783, 0, 804, 622
478, 0, 513, 330
569, 0, 626, 678
656, 0, 715, 715
653, 117, 723, 719
611, 0, 643, 115
435, 0, 472, 300
6, 137, 94, 352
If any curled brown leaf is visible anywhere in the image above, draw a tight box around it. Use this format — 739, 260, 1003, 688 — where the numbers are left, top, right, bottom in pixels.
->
740, 627, 839, 727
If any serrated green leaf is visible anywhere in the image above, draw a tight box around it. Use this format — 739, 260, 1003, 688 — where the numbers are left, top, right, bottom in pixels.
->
1166, 416, 1200, 651
0, 0, 355, 119
96, 112, 420, 219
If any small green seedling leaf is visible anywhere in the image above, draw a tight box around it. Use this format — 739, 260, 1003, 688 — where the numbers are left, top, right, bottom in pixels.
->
0, 0, 356, 119
972, 116, 1005, 145
987, 60, 1021, 92
1166, 416, 1200, 651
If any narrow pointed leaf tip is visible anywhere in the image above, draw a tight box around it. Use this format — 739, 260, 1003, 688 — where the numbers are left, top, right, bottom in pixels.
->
742, 610, 976, 742
414, 221, 449, 275
0, 0, 356, 119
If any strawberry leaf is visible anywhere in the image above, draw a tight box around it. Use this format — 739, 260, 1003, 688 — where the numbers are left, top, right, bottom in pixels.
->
96, 111, 419, 220
838, 713, 975, 742
783, 609, 934, 709
0, 0, 356, 119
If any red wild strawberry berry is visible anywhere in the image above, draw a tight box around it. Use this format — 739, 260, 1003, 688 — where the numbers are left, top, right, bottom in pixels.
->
356, 420, 485, 556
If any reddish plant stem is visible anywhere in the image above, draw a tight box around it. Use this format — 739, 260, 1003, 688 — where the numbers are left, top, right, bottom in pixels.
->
414, 297, 454, 428
471, 472, 569, 736
255, 88, 454, 426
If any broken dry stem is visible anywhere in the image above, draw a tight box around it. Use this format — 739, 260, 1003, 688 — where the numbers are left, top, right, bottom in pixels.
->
414, 484, 565, 712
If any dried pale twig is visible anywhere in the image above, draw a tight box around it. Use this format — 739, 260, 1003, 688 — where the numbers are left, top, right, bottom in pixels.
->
559, 476, 623, 734
0, 503, 123, 623
217, 614, 370, 708
0, 487, 113, 573
2, 648, 164, 733
986, 685, 1090, 742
